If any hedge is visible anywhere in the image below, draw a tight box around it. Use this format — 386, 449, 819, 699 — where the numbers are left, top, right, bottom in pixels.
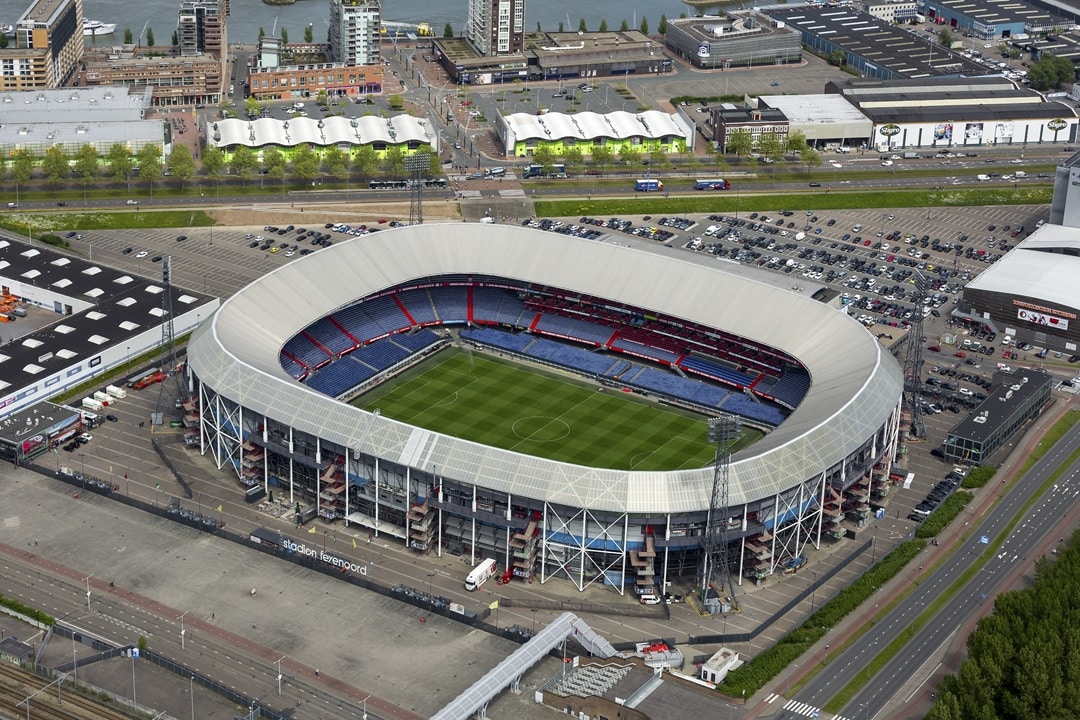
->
914, 491, 973, 539
0, 593, 56, 626
960, 465, 996, 489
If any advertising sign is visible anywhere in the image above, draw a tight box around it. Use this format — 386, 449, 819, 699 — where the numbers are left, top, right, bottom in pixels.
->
1017, 308, 1069, 330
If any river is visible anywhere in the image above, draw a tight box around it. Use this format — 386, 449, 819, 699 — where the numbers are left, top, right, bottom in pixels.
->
1, 0, 711, 46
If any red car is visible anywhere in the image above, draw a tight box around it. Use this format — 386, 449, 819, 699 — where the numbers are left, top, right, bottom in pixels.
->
954, 351, 966, 358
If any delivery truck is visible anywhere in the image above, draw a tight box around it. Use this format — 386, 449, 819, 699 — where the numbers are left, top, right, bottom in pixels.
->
465, 558, 497, 590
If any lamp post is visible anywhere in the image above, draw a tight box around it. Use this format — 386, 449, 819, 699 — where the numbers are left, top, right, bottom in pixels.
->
131, 652, 137, 706
361, 694, 370, 720
275, 656, 285, 695
426, 571, 436, 611
189, 676, 195, 720
179, 612, 187, 650
83, 574, 92, 612
531, 608, 537, 634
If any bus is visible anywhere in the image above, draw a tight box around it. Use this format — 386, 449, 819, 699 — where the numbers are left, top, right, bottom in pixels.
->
523, 163, 566, 178
635, 179, 664, 192
694, 178, 731, 190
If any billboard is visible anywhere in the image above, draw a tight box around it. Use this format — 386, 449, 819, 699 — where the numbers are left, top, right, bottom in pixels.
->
1017, 308, 1069, 330
964, 122, 983, 141
994, 122, 1013, 140
933, 123, 953, 142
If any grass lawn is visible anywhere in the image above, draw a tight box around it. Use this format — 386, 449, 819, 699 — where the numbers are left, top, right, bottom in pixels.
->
355, 348, 760, 471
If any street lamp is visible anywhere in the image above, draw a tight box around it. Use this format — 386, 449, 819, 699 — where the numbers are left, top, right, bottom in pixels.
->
275, 656, 285, 695
785, 662, 800, 698
179, 612, 187, 650
83, 574, 92, 611
189, 676, 195, 720
361, 694, 370, 720
426, 571, 436, 610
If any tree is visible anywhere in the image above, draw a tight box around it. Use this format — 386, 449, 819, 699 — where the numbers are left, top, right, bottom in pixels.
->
258, 27, 265, 39
563, 146, 585, 176
381, 147, 405, 177
123, 27, 133, 44
145, 26, 154, 46
244, 96, 263, 118
938, 28, 952, 48
290, 145, 319, 181
1028, 54, 1074, 90
758, 131, 784, 164
711, 146, 729, 174
0, 33, 8, 50
107, 143, 134, 183
230, 145, 258, 185
136, 144, 163, 194
73, 144, 100, 190
42, 146, 70, 186
10, 149, 34, 189
558, 22, 564, 33
599, 20, 608, 32
168, 144, 196, 192
351, 146, 377, 178
640, 17, 649, 35
322, 147, 349, 180
726, 128, 754, 158
578, 18, 587, 32
304, 23, 314, 43
620, 19, 629, 32
590, 144, 613, 174
618, 144, 642, 168
649, 148, 673, 173
531, 145, 558, 174
263, 148, 287, 192
828, 49, 845, 67
785, 129, 810, 160
659, 15, 668, 35
172, 30, 178, 47
388, 95, 405, 111
202, 146, 225, 185
443, 23, 453, 38
802, 148, 822, 175
315, 89, 330, 108
281, 27, 289, 44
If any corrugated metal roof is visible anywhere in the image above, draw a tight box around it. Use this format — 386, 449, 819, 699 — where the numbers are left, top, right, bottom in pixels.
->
188, 225, 903, 514
965, 224, 1080, 311
209, 115, 436, 149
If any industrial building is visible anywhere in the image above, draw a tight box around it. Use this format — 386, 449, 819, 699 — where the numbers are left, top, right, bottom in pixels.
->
752, 94, 875, 148
0, 236, 218, 421
188, 224, 904, 594
766, 6, 987, 80
921, 0, 1071, 40
1050, 150, 1080, 227
0, 0, 84, 90
941, 368, 1052, 464
495, 109, 693, 158
663, 12, 803, 70
0, 86, 166, 159
826, 76, 1078, 151
961, 224, 1080, 354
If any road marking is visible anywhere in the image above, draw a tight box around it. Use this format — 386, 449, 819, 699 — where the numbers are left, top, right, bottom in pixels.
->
765, 693, 781, 704
783, 699, 823, 716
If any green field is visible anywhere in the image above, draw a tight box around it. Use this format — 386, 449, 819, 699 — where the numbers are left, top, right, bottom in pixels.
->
355, 348, 762, 471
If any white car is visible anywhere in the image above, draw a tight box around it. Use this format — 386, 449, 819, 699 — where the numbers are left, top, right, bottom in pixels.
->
126, 199, 139, 205
959, 388, 974, 396
135, 251, 148, 258
79, 433, 93, 442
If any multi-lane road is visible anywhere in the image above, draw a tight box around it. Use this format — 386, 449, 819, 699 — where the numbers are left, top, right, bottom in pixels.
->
768, 422, 1080, 720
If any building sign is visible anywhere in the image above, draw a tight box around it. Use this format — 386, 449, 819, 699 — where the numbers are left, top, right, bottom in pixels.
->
1017, 308, 1069, 330
698, 43, 711, 59
283, 539, 369, 575
879, 124, 901, 137
1048, 118, 1067, 132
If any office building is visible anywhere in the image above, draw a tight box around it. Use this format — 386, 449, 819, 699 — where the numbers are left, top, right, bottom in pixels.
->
1, 0, 84, 89
328, 0, 381, 66
466, 0, 525, 56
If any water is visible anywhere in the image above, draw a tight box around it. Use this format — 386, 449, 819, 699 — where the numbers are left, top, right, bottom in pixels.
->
1, 0, 697, 46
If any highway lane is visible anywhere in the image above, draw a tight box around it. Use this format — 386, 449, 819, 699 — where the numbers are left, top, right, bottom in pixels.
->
769, 420, 1080, 720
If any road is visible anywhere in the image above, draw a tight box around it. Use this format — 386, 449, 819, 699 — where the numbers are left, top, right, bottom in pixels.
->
767, 420, 1080, 720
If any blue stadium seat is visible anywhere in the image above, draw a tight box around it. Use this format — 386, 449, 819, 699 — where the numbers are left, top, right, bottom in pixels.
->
396, 289, 439, 325
306, 357, 378, 397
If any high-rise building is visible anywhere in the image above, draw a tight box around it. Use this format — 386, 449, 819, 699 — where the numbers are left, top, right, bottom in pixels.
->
328, 0, 381, 66
466, 0, 525, 56
0, 0, 84, 89
177, 0, 228, 59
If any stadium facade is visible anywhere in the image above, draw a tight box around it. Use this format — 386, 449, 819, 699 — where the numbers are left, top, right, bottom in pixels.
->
188, 226, 905, 593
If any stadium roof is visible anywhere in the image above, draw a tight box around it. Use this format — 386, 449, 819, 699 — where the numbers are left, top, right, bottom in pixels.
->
502, 110, 693, 143
189, 225, 903, 515
209, 115, 437, 149
964, 224, 1080, 312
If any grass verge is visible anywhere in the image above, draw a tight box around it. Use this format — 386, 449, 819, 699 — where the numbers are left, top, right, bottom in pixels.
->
0, 210, 216, 235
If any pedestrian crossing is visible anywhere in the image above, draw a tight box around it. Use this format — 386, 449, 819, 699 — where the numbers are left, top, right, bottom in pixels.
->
782, 699, 822, 717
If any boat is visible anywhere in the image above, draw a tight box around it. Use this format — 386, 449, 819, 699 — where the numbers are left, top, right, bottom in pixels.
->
1, 23, 14, 35
82, 20, 117, 36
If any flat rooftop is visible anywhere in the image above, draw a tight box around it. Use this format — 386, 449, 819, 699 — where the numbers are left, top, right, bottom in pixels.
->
0, 87, 151, 123
18, 0, 74, 26
0, 236, 215, 399
0, 401, 78, 448
766, 6, 989, 78
929, 0, 1066, 30
948, 367, 1050, 443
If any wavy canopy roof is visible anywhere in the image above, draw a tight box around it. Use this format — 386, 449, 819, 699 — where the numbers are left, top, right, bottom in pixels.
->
209, 115, 436, 149
503, 110, 692, 143
188, 225, 903, 514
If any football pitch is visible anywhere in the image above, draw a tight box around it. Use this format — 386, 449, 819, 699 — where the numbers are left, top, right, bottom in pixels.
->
354, 348, 762, 471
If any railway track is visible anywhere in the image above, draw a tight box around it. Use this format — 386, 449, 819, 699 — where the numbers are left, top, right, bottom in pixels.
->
0, 662, 134, 720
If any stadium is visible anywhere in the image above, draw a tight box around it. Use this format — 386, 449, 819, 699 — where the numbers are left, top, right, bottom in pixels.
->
187, 225, 905, 595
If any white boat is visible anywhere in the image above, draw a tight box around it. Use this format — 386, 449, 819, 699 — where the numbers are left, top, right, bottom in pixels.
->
1, 23, 14, 35
83, 20, 117, 36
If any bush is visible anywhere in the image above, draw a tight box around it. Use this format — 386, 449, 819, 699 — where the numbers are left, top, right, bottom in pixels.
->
38, 234, 70, 249
960, 465, 995, 489
0, 593, 56, 626
719, 539, 925, 697
914, 491, 972, 538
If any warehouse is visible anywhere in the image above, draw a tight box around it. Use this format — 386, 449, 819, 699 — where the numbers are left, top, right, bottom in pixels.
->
826, 76, 1078, 151
921, 0, 1071, 40
753, 94, 874, 147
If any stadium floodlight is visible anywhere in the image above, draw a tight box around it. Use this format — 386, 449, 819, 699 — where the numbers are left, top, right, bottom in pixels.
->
405, 153, 431, 226
702, 414, 742, 615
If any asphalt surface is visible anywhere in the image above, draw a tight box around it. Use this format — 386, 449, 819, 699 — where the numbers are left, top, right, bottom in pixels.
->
764, 414, 1080, 720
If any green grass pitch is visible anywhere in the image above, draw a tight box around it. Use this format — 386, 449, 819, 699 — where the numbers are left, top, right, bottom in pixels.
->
354, 348, 761, 471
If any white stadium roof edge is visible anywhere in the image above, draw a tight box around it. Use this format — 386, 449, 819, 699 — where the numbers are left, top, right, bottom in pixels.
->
188, 224, 903, 515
